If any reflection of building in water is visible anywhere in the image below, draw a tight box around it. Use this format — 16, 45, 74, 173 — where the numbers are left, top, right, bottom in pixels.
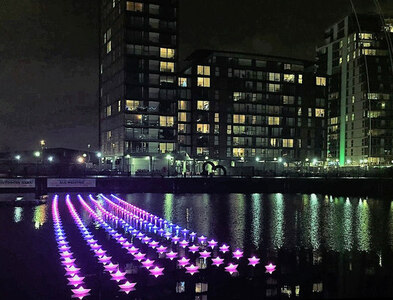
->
13, 207, 23, 223
228, 194, 245, 249
356, 199, 370, 252
390, 201, 393, 251
163, 193, 173, 222
310, 194, 320, 250
33, 204, 47, 229
343, 198, 354, 251
251, 193, 262, 249
270, 193, 284, 249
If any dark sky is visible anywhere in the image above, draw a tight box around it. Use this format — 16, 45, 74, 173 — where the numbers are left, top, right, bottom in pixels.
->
1, 0, 392, 152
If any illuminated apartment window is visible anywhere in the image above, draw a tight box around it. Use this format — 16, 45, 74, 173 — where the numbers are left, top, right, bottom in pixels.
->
283, 139, 293, 148
178, 77, 187, 87
315, 108, 325, 117
283, 96, 295, 104
227, 125, 232, 134
197, 100, 209, 111
312, 282, 323, 293
160, 48, 175, 59
214, 113, 219, 123
195, 283, 208, 293
197, 148, 209, 156
178, 100, 189, 111
298, 74, 303, 84
268, 72, 281, 82
160, 116, 174, 127
106, 105, 112, 117
359, 33, 373, 40
106, 131, 112, 140
178, 112, 189, 122
197, 77, 210, 87
176, 282, 185, 293
316, 77, 326, 86
126, 100, 140, 111
270, 138, 278, 147
268, 83, 281, 93
159, 143, 174, 153
233, 148, 245, 157
233, 92, 242, 101
106, 41, 112, 53
197, 124, 210, 133
178, 124, 186, 133
284, 63, 291, 70
197, 65, 210, 76
284, 74, 295, 83
160, 61, 175, 72
268, 117, 280, 125
117, 100, 121, 112
126, 1, 143, 12
362, 49, 378, 56
233, 114, 246, 124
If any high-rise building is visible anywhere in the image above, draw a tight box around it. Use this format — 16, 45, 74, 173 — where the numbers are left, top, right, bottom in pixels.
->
317, 14, 393, 166
99, 0, 178, 172
178, 50, 327, 173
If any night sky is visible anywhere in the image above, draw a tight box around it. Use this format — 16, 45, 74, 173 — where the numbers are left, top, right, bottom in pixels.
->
1, 0, 392, 152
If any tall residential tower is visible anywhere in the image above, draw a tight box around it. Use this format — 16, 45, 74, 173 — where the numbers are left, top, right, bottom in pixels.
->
99, 0, 178, 172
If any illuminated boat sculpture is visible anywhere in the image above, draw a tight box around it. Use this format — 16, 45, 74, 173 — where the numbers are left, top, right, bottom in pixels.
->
188, 245, 199, 253
265, 263, 276, 274
67, 275, 85, 287
111, 270, 126, 282
141, 259, 155, 269
208, 239, 218, 248
225, 263, 238, 274
199, 250, 211, 259
219, 244, 230, 253
119, 281, 136, 294
133, 252, 146, 261
232, 249, 243, 259
211, 257, 224, 266
178, 257, 190, 267
185, 264, 199, 275
248, 256, 260, 267
166, 251, 178, 260
149, 266, 164, 277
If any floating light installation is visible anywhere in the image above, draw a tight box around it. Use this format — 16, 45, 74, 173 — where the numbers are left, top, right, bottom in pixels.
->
248, 256, 260, 267
211, 257, 225, 267
225, 263, 238, 275
265, 263, 276, 274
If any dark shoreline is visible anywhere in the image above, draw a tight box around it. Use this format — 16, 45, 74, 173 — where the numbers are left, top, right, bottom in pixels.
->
1, 177, 392, 198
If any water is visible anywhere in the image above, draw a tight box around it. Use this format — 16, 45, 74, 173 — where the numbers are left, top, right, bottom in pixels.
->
0, 193, 392, 299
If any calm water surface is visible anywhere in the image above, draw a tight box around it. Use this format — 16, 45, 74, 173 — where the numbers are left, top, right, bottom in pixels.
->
0, 193, 392, 299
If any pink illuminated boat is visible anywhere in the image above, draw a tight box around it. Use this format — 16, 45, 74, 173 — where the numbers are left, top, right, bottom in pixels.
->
149, 266, 164, 277
67, 275, 85, 287
225, 263, 238, 274
219, 244, 230, 253
199, 250, 211, 258
265, 263, 276, 274
232, 249, 243, 259
248, 256, 260, 267
166, 251, 178, 260
133, 252, 146, 261
141, 259, 155, 269
212, 257, 224, 266
111, 270, 126, 282
178, 257, 190, 267
185, 264, 199, 275
188, 245, 199, 253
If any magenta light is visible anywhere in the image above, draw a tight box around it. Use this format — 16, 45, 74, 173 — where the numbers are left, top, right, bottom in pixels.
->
71, 286, 91, 295
219, 244, 230, 253
62, 258, 76, 266
141, 259, 155, 269
111, 270, 126, 282
122, 241, 132, 248
248, 256, 260, 267
157, 245, 167, 254
149, 266, 164, 277
98, 255, 112, 264
60, 251, 73, 258
90, 243, 101, 250
59, 245, 71, 251
171, 236, 180, 243
142, 236, 151, 244
188, 245, 199, 253
149, 240, 159, 248
225, 263, 238, 274
179, 240, 189, 248
117, 237, 127, 243
178, 257, 190, 267
104, 263, 119, 272
166, 251, 178, 260
185, 264, 199, 275
164, 232, 172, 239
94, 249, 106, 257
208, 239, 218, 248
128, 246, 139, 254
58, 240, 68, 246
119, 281, 137, 294
199, 250, 211, 259
265, 263, 276, 274
232, 249, 243, 259
198, 235, 207, 243
133, 252, 146, 261
86, 239, 97, 245
211, 257, 224, 266
67, 275, 85, 287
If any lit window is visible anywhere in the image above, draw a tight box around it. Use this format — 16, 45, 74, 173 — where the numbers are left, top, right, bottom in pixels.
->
160, 61, 175, 72
176, 282, 185, 293
268, 117, 280, 125
195, 283, 208, 293
160, 48, 175, 59
178, 100, 189, 111
270, 138, 278, 147
233, 148, 245, 157
315, 108, 325, 117
214, 113, 219, 123
298, 74, 303, 84
233, 114, 245, 124
268, 83, 281, 93
197, 65, 210, 76
159, 143, 174, 153
359, 33, 373, 40
106, 131, 112, 140
178, 77, 187, 87
197, 147, 209, 155
283, 139, 293, 148
283, 96, 295, 104
197, 100, 209, 111
268, 72, 281, 82
178, 112, 189, 122
316, 77, 326, 86
159, 116, 174, 127
312, 282, 323, 293
106, 105, 112, 117
233, 92, 242, 101
284, 74, 295, 83
197, 124, 210, 134
197, 77, 210, 87
126, 1, 143, 12
118, 100, 121, 112
106, 41, 112, 53
126, 100, 140, 111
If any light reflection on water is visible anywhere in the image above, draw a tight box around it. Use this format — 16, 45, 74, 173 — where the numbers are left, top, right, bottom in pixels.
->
13, 207, 23, 223
270, 193, 284, 250
33, 203, 47, 229
229, 194, 245, 249
251, 194, 262, 249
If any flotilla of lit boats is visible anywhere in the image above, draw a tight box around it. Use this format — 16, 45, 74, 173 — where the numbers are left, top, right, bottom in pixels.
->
53, 193, 276, 298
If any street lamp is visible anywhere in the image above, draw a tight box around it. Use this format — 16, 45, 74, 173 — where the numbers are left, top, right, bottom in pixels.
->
34, 151, 40, 158
278, 157, 283, 163
255, 157, 260, 162
96, 152, 102, 158
48, 156, 54, 162
15, 155, 21, 161
77, 156, 85, 164
166, 154, 173, 177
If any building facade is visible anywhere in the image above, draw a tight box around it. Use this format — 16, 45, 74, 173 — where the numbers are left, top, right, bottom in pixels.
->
178, 50, 327, 172
317, 14, 393, 166
99, 0, 178, 172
